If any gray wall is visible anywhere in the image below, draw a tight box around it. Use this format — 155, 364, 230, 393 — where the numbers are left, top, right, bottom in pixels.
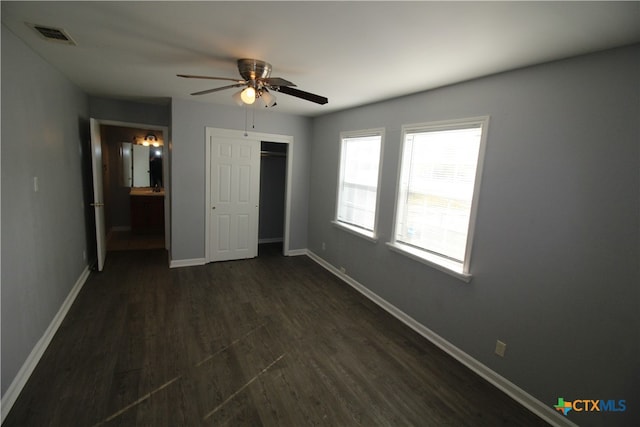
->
1, 25, 90, 395
170, 98, 312, 261
89, 97, 170, 127
308, 45, 639, 427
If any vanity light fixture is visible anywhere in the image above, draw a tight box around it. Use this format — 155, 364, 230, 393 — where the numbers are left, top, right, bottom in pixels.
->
143, 133, 159, 147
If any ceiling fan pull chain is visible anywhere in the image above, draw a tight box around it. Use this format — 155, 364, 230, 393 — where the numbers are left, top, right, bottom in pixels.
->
244, 106, 248, 137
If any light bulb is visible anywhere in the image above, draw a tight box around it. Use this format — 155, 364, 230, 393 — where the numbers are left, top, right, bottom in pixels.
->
240, 87, 256, 104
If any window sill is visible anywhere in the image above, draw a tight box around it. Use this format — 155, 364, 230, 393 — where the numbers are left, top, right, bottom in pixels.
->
332, 221, 378, 243
385, 242, 472, 283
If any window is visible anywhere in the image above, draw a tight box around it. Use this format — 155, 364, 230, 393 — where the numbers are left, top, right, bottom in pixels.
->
335, 129, 384, 240
389, 117, 488, 280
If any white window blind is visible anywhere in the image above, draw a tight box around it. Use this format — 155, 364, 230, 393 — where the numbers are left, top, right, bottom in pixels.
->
393, 118, 487, 274
336, 132, 383, 233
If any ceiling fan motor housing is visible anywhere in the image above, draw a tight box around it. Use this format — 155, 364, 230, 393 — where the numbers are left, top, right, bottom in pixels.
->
237, 59, 272, 82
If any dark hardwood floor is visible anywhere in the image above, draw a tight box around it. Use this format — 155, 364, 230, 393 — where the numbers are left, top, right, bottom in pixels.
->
4, 244, 549, 426
106, 230, 165, 252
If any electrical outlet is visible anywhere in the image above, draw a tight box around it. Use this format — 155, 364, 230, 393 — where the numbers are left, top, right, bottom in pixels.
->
33, 176, 39, 192
322, 242, 326, 251
495, 340, 507, 357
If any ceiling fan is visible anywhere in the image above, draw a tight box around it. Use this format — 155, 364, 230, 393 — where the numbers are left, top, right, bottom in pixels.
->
178, 58, 328, 107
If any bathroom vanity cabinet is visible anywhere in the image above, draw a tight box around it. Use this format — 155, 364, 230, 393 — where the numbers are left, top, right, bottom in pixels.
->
130, 189, 165, 234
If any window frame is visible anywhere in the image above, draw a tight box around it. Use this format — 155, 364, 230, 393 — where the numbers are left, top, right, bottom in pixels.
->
388, 116, 489, 282
333, 128, 385, 242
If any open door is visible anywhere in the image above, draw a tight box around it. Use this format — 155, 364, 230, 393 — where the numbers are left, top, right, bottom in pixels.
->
208, 130, 260, 262
90, 118, 107, 271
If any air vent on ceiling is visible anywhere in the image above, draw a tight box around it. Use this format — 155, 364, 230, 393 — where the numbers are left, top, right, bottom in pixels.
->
27, 23, 76, 45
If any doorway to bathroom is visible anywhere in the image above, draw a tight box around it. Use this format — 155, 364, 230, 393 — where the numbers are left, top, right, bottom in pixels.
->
90, 119, 169, 260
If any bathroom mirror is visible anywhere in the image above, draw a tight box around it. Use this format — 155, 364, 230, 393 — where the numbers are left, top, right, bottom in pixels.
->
121, 142, 163, 188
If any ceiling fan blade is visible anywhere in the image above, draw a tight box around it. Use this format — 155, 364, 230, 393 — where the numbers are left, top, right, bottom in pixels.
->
276, 86, 328, 105
191, 83, 244, 96
178, 74, 245, 84
262, 77, 296, 87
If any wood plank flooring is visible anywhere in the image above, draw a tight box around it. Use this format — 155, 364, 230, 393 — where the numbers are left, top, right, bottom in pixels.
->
4, 244, 549, 426
106, 230, 165, 251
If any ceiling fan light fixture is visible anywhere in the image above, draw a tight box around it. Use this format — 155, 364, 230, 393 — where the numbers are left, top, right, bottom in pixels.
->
240, 86, 256, 104
180, 57, 328, 106
232, 89, 244, 106
261, 90, 277, 108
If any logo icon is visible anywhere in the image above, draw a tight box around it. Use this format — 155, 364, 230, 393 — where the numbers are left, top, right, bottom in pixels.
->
553, 398, 626, 416
555, 398, 573, 416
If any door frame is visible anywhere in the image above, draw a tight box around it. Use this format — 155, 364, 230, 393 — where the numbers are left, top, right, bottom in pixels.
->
205, 127, 294, 262
91, 119, 171, 252
90, 118, 107, 271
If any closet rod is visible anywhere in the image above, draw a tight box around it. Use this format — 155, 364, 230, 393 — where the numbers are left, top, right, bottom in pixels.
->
260, 150, 286, 157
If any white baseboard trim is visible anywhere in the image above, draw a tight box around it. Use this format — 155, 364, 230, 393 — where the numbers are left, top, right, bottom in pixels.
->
1, 265, 91, 423
305, 250, 576, 427
285, 248, 307, 257
259, 237, 283, 244
169, 257, 206, 268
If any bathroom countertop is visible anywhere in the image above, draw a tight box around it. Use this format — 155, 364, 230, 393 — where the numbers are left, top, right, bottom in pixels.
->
130, 188, 165, 197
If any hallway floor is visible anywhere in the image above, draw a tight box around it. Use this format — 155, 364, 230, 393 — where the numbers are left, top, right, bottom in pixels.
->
107, 229, 165, 252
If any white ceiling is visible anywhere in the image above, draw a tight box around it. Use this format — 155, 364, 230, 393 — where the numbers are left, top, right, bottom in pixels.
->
3, 1, 639, 117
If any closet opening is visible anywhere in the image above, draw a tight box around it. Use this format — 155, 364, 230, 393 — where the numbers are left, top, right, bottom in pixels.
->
259, 141, 288, 256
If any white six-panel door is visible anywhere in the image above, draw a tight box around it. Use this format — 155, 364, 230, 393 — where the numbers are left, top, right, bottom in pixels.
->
208, 131, 260, 262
